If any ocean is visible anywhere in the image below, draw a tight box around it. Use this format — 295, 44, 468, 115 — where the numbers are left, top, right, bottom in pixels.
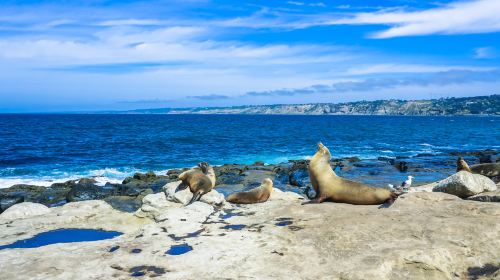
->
0, 114, 498, 188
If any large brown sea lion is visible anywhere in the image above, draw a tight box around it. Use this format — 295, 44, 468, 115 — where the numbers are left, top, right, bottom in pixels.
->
226, 178, 273, 204
176, 163, 214, 205
305, 143, 397, 205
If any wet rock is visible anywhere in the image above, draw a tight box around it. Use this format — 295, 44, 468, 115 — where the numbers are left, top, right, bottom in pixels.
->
104, 196, 143, 213
345, 156, 361, 163
66, 184, 114, 202
0, 184, 69, 208
0, 202, 50, 220
214, 164, 245, 185
122, 172, 173, 192
467, 189, 500, 202
0, 194, 24, 213
77, 178, 98, 185
378, 157, 395, 165
394, 161, 409, 172
433, 171, 497, 198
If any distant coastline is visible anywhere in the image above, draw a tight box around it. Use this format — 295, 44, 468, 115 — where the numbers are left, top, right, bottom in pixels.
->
106, 94, 499, 116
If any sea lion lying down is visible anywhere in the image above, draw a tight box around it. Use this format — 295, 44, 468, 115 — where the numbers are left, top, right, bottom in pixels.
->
227, 178, 273, 204
305, 142, 398, 205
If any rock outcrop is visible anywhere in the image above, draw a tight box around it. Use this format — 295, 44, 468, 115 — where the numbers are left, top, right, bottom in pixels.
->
0, 202, 50, 220
433, 171, 497, 198
1, 192, 499, 279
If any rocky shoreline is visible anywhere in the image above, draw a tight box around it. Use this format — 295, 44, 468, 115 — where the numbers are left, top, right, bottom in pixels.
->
1, 151, 499, 279
1, 150, 499, 214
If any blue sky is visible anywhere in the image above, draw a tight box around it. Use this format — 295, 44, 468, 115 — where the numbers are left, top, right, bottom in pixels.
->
0, 0, 499, 112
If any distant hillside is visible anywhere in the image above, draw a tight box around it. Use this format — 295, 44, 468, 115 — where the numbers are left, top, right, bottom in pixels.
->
122, 95, 500, 116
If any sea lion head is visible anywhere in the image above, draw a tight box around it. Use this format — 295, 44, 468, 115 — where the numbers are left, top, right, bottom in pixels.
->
198, 162, 209, 173
262, 178, 273, 191
315, 142, 331, 159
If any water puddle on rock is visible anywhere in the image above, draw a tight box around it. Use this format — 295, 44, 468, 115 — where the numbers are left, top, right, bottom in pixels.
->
275, 221, 293, 227
222, 224, 246, 230
0, 228, 122, 250
275, 217, 294, 227
165, 244, 193, 255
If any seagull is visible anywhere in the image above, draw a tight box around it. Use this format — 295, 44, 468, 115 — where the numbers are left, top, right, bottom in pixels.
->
400, 176, 414, 192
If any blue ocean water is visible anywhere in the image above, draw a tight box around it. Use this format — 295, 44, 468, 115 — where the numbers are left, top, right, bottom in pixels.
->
0, 114, 498, 188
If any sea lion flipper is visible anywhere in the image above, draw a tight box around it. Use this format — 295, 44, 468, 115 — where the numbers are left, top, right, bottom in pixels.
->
301, 196, 325, 205
175, 181, 188, 192
187, 191, 202, 205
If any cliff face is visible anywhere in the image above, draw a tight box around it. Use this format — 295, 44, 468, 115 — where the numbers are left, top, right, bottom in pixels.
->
129, 95, 500, 115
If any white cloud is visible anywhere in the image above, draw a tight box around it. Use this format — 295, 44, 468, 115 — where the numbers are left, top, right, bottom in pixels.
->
346, 64, 495, 75
328, 0, 500, 38
474, 46, 497, 59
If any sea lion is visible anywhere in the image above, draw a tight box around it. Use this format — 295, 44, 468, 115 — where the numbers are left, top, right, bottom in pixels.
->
456, 157, 472, 172
198, 162, 216, 188
176, 164, 214, 205
305, 142, 397, 205
226, 178, 273, 204
470, 163, 500, 182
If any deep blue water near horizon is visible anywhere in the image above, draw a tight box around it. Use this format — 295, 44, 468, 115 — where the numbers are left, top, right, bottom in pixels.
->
0, 114, 498, 188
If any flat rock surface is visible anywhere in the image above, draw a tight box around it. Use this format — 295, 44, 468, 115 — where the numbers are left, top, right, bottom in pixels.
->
0, 193, 499, 280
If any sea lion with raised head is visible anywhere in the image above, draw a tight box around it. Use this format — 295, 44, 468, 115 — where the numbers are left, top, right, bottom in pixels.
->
457, 157, 472, 172
227, 178, 273, 204
305, 142, 398, 205
198, 162, 216, 188
176, 163, 214, 205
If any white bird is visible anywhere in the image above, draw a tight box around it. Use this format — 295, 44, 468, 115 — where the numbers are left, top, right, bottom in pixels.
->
400, 176, 414, 191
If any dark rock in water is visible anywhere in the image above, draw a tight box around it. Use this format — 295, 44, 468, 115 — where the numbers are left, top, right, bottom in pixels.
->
378, 157, 395, 165
289, 169, 310, 188
104, 196, 143, 212
416, 153, 435, 157
77, 178, 98, 185
0, 184, 69, 208
121, 172, 172, 193
66, 183, 114, 202
215, 164, 245, 185
345, 156, 361, 163
0, 194, 24, 213
253, 161, 265, 166
166, 169, 181, 179
395, 161, 409, 172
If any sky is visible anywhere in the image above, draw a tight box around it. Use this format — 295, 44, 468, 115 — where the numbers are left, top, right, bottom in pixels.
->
0, 0, 499, 112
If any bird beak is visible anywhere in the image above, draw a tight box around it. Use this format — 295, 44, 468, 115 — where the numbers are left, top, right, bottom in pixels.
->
187, 192, 202, 205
